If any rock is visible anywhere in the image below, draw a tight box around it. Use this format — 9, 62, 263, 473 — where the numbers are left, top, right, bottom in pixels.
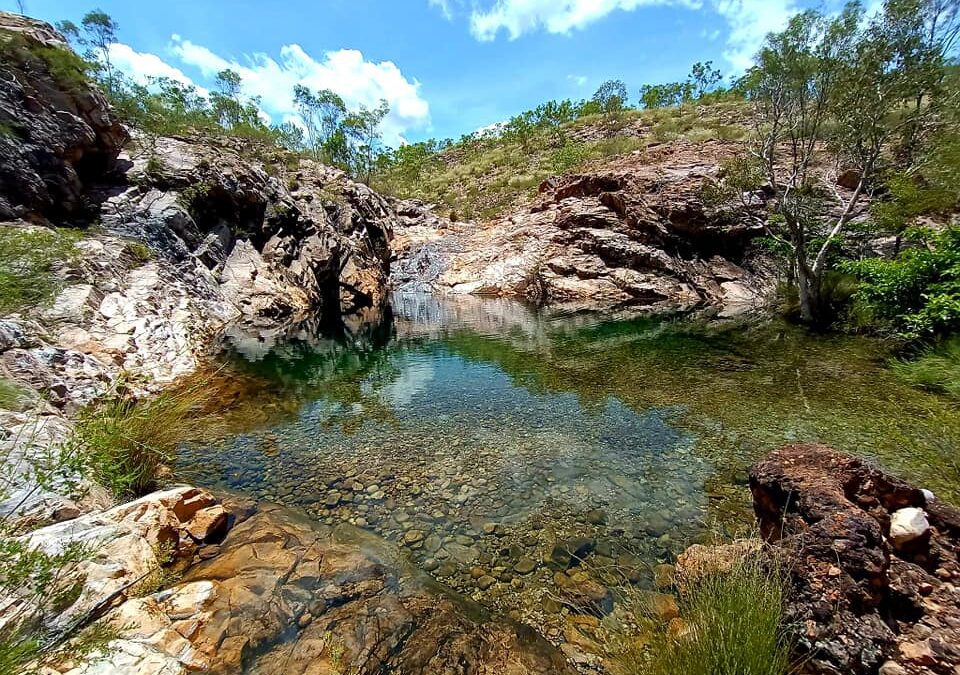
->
675, 539, 762, 591
547, 537, 595, 570
183, 505, 228, 542
879, 661, 908, 675
641, 591, 680, 622
554, 571, 613, 615
836, 168, 862, 190
750, 444, 960, 675
14, 487, 225, 631
74, 503, 576, 674
584, 509, 607, 525
393, 141, 774, 313
514, 557, 538, 575
653, 563, 676, 590
477, 575, 497, 590
889, 507, 931, 549
0, 13, 127, 221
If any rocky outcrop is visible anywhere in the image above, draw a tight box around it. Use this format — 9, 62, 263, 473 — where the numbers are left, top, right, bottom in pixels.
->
750, 445, 960, 675
393, 141, 774, 313
0, 12, 128, 221
56, 501, 575, 675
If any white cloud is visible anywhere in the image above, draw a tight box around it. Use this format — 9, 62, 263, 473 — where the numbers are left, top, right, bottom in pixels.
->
470, 0, 701, 41
166, 38, 430, 146
466, 0, 800, 71
712, 0, 798, 71
429, 0, 454, 19
567, 74, 588, 86
108, 43, 208, 96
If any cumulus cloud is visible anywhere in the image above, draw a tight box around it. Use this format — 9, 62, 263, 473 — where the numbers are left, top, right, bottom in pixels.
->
712, 0, 798, 71
567, 74, 589, 86
465, 0, 800, 71
108, 42, 208, 96
167, 38, 430, 146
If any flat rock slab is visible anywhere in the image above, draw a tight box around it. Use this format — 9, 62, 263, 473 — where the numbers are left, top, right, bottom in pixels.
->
64, 502, 576, 675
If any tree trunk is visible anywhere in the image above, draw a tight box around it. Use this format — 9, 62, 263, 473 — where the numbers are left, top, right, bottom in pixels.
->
797, 264, 816, 324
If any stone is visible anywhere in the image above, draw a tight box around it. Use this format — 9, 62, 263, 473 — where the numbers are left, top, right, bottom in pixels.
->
642, 591, 680, 622
653, 564, 675, 590
477, 575, 497, 590
554, 571, 613, 615
183, 505, 228, 542
514, 557, 538, 575
879, 661, 908, 675
889, 507, 931, 549
547, 537, 595, 570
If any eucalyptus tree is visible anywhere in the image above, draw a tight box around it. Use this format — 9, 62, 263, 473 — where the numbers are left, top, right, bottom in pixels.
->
57, 10, 119, 95
743, 0, 953, 323
345, 99, 389, 185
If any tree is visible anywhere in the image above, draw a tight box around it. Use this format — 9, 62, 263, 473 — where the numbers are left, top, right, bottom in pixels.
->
743, 0, 951, 323
79, 10, 119, 95
293, 85, 348, 163
592, 79, 628, 113
689, 61, 723, 99
211, 69, 243, 128
344, 99, 389, 184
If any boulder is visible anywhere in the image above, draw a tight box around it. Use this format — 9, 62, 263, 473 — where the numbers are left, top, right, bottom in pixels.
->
0, 12, 127, 221
750, 444, 960, 674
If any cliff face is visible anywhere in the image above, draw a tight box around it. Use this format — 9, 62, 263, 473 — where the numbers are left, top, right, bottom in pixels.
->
0, 11, 393, 331
0, 13, 128, 221
392, 140, 777, 314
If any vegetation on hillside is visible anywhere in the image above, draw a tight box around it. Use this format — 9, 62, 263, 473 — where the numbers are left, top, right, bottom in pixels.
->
0, 227, 79, 314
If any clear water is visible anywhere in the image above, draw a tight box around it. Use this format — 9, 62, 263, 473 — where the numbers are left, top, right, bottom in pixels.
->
177, 293, 959, 627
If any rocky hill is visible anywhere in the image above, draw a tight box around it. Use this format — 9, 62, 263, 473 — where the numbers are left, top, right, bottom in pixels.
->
393, 139, 775, 314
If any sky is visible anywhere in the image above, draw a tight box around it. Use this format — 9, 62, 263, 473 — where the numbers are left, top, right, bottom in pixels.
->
4, 0, 857, 145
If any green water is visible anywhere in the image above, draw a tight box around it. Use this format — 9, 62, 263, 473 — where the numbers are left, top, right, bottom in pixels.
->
177, 293, 958, 625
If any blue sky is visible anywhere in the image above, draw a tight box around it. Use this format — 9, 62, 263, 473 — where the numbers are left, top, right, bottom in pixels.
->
4, 0, 846, 144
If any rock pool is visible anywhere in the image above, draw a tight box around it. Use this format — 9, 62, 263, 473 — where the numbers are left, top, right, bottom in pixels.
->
176, 293, 959, 657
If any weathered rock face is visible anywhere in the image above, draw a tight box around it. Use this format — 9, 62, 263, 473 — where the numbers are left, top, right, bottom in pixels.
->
60, 502, 575, 675
750, 445, 960, 675
100, 134, 394, 325
393, 141, 774, 314
0, 12, 128, 221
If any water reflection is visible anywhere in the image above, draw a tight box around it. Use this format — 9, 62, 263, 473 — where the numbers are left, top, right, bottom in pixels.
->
178, 292, 960, 622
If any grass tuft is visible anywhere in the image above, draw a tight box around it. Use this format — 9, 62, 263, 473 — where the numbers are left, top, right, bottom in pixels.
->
75, 375, 231, 499
0, 378, 26, 411
613, 551, 791, 675
0, 227, 81, 315
890, 338, 960, 399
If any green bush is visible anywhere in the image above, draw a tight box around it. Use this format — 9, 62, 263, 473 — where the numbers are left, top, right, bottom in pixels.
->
845, 225, 960, 338
0, 378, 26, 411
551, 142, 588, 173
0, 227, 81, 314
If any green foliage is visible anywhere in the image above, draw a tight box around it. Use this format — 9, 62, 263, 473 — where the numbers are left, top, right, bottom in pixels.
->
891, 337, 960, 398
0, 32, 93, 91
75, 375, 233, 499
0, 378, 26, 411
845, 225, 960, 338
0, 227, 80, 314
551, 142, 588, 173
615, 553, 790, 675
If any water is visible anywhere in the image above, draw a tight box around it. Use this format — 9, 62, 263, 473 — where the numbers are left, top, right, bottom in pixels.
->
177, 293, 959, 636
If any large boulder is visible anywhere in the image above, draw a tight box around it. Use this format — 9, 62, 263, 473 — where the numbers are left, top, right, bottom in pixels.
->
0, 12, 128, 221
59, 502, 576, 675
750, 444, 960, 675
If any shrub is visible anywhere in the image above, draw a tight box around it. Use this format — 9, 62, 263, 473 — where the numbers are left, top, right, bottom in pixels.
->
614, 553, 791, 675
845, 225, 960, 338
0, 378, 26, 411
0, 227, 81, 314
